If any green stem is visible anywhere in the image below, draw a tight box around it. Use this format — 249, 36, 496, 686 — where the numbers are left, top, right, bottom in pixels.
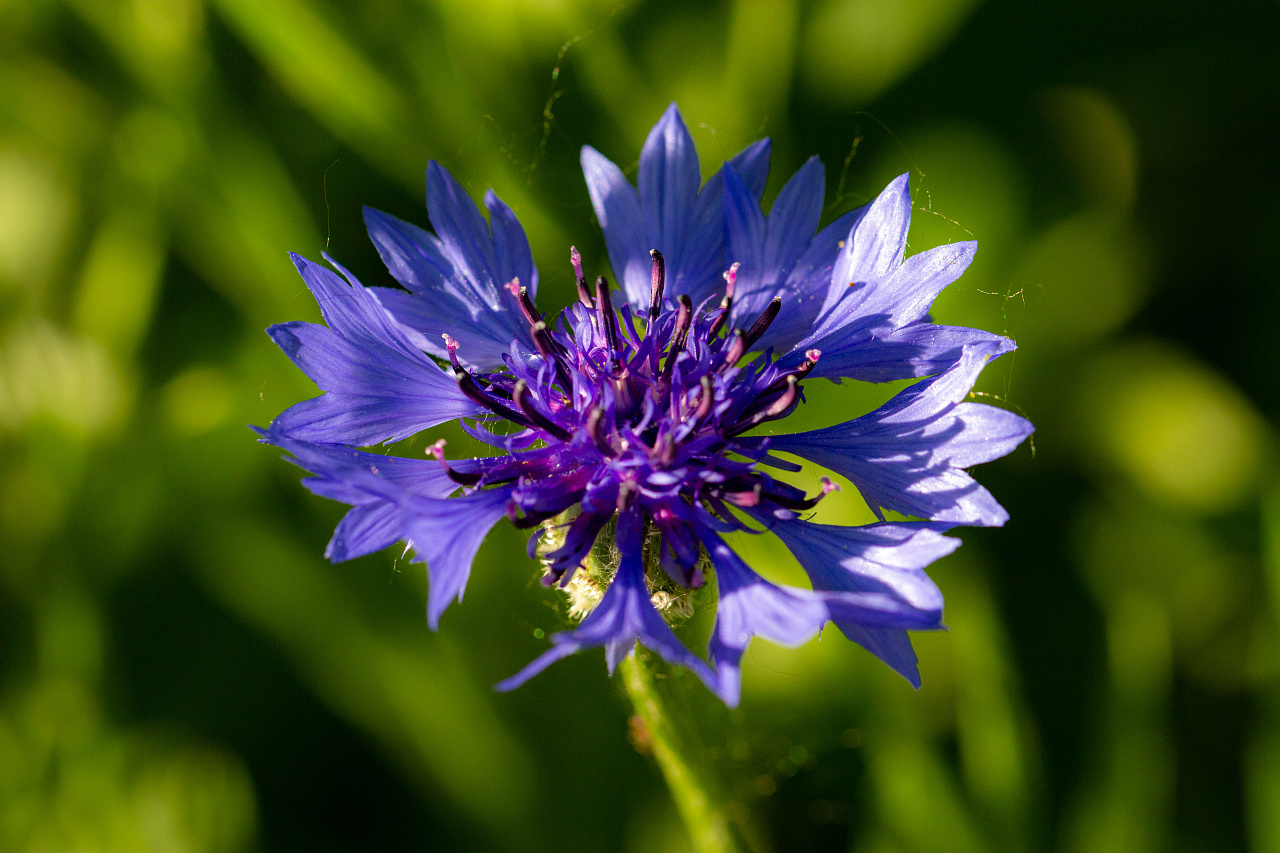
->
619, 652, 741, 853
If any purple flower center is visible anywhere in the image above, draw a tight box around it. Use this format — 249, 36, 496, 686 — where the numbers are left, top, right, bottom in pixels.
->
433, 249, 833, 589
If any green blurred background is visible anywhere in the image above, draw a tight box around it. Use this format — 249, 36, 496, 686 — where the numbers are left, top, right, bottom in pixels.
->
1, 0, 1277, 850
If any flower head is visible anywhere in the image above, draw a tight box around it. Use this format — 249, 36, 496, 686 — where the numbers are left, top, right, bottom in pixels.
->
259, 105, 1033, 706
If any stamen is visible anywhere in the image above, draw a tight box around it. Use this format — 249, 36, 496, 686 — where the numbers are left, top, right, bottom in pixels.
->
529, 320, 573, 391
725, 375, 799, 437
595, 275, 620, 366
759, 375, 799, 419
428, 439, 482, 486
741, 297, 781, 351
707, 263, 739, 339
649, 249, 666, 322
442, 333, 462, 371
513, 380, 572, 441
456, 366, 530, 426
584, 406, 613, 454
723, 483, 763, 507
570, 246, 593, 308
756, 349, 821, 400
765, 477, 840, 510
655, 428, 676, 466
720, 329, 747, 369
660, 295, 693, 383
693, 375, 716, 421
505, 278, 542, 328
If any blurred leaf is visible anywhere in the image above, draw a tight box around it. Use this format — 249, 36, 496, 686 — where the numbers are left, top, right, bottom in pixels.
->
1076, 341, 1269, 513
194, 516, 541, 844
800, 0, 981, 105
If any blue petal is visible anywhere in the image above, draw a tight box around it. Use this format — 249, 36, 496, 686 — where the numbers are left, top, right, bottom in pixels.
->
825, 172, 911, 311
367, 285, 517, 368
764, 519, 956, 612
267, 255, 484, 445
762, 204, 871, 351
364, 175, 534, 370
725, 138, 772, 199
803, 323, 1015, 383
751, 343, 1033, 527
426, 161, 502, 303
763, 156, 825, 281
581, 144, 650, 307
583, 106, 773, 311
808, 240, 977, 349
839, 625, 923, 687
496, 505, 720, 694
695, 522, 938, 707
485, 188, 538, 297
728, 157, 828, 350
362, 206, 454, 295
676, 138, 774, 310
639, 104, 702, 286
328, 501, 402, 562
723, 166, 766, 303
257, 432, 460, 562
405, 487, 515, 629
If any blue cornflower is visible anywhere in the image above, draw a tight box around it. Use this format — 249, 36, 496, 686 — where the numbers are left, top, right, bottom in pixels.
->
258, 104, 1033, 706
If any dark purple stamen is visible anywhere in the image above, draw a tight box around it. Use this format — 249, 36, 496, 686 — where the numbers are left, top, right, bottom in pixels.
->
513, 380, 572, 441
726, 375, 799, 438
741, 297, 782, 351
693, 375, 715, 422
429, 439, 483, 486
707, 263, 739, 339
764, 478, 840, 510
595, 276, 620, 365
659, 295, 693, 384
506, 279, 541, 327
570, 247, 593, 308
720, 329, 747, 369
457, 369, 529, 425
529, 320, 573, 392
584, 406, 613, 454
649, 249, 666, 322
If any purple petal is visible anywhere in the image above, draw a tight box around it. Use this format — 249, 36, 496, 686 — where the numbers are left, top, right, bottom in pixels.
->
723, 166, 766, 300
841, 625, 923, 687
581, 144, 651, 308
485, 189, 538, 297
802, 323, 1015, 383
729, 156, 828, 350
749, 344, 1032, 527
726, 138, 772, 199
760, 204, 871, 351
826, 173, 911, 310
496, 505, 719, 694
672, 138, 773, 309
363, 206, 529, 369
426, 162, 501, 303
639, 104, 701, 282
763, 156, 825, 278
695, 522, 937, 706
764, 519, 955, 612
256, 432, 461, 562
267, 256, 483, 445
813, 241, 977, 347
405, 488, 515, 629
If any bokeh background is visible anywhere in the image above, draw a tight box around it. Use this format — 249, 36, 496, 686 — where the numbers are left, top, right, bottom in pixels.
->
1, 0, 1278, 850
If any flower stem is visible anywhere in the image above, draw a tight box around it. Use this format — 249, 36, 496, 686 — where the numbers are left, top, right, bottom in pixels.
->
620, 652, 742, 853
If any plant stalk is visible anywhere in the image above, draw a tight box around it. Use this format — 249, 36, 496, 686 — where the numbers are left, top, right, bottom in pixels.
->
620, 652, 742, 853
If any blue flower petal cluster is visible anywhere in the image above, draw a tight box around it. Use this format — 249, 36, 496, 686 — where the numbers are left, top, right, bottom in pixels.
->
258, 104, 1033, 706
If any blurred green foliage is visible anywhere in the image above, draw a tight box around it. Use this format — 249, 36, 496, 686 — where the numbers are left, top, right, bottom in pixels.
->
0, 0, 1277, 850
